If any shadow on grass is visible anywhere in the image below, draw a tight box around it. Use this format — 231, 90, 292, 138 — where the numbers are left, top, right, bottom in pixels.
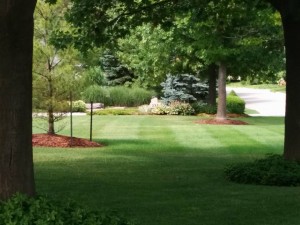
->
34, 137, 291, 225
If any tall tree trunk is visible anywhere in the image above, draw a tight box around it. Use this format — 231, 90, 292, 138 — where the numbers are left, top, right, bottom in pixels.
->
216, 62, 227, 120
0, 0, 36, 200
207, 63, 218, 107
282, 15, 300, 161
48, 109, 55, 135
47, 78, 55, 134
267, 0, 300, 161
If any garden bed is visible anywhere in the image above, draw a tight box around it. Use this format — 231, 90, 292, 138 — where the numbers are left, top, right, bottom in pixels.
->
32, 134, 103, 148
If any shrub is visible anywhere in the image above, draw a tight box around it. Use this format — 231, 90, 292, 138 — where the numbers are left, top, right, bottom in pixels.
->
168, 101, 195, 115
192, 101, 217, 114
151, 101, 195, 116
151, 105, 170, 115
224, 154, 300, 186
226, 95, 245, 114
71, 100, 86, 112
0, 193, 135, 225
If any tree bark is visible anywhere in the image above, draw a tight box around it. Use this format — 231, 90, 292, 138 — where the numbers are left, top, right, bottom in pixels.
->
48, 110, 55, 134
0, 0, 36, 200
267, 0, 300, 161
47, 78, 55, 134
216, 62, 227, 120
207, 63, 218, 107
281, 15, 300, 161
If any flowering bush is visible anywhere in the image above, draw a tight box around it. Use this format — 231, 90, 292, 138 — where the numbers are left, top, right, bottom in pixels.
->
168, 101, 195, 115
151, 104, 170, 115
151, 101, 195, 116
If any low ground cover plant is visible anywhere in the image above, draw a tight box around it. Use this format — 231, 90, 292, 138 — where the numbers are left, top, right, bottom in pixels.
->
0, 193, 135, 225
225, 154, 300, 186
191, 101, 217, 114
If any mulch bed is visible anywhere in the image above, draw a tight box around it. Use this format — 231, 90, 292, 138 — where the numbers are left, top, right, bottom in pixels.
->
195, 114, 249, 125
32, 134, 103, 148
195, 118, 249, 125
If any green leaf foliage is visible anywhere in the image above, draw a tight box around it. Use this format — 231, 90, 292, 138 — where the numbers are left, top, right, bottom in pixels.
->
226, 91, 245, 114
0, 193, 135, 225
225, 154, 300, 186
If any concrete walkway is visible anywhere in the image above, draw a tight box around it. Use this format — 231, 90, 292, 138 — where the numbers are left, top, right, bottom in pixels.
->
227, 87, 286, 117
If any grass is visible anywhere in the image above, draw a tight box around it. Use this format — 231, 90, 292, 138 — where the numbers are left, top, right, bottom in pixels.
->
33, 115, 300, 225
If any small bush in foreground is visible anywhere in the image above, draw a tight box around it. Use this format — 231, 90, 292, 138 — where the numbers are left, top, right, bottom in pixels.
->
225, 154, 300, 186
0, 193, 135, 225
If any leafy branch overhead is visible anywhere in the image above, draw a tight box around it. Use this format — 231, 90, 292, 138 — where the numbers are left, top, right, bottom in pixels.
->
51, 0, 179, 50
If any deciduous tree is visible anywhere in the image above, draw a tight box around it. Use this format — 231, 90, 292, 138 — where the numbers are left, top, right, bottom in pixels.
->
33, 0, 81, 134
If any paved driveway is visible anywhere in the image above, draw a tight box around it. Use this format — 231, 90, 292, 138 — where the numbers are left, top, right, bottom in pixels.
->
227, 87, 286, 117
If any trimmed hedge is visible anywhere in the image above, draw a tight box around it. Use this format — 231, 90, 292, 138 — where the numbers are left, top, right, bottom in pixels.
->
226, 91, 245, 114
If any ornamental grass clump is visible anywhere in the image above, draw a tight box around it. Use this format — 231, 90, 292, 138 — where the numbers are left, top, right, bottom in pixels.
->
225, 154, 300, 186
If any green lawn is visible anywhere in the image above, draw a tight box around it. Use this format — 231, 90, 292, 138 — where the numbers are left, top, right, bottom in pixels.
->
33, 115, 300, 225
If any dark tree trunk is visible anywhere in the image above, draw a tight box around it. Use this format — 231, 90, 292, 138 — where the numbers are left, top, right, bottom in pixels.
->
207, 63, 218, 107
0, 0, 36, 200
281, 15, 300, 161
216, 62, 227, 120
267, 0, 300, 161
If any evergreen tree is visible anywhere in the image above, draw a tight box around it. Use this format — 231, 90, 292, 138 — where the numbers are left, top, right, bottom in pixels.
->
100, 50, 135, 86
161, 74, 209, 104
